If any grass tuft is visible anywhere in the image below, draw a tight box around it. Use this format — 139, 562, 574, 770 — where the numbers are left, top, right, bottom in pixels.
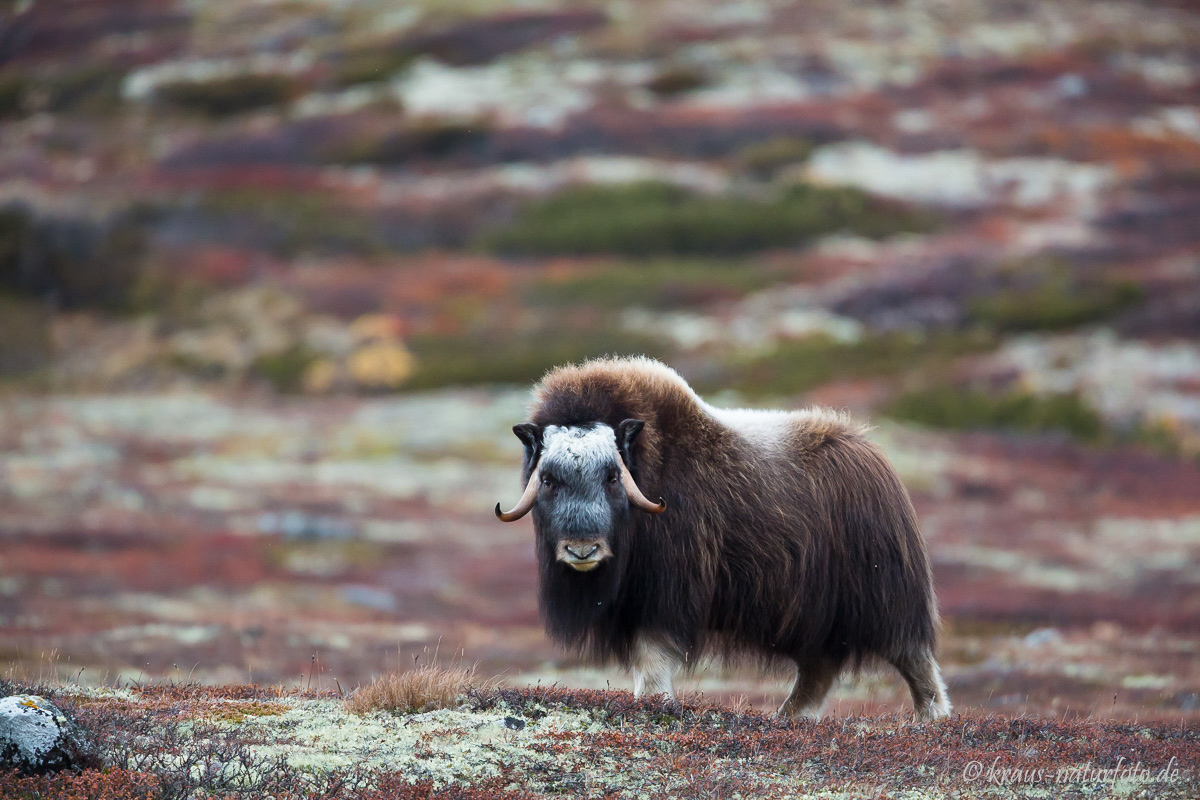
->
345, 664, 483, 715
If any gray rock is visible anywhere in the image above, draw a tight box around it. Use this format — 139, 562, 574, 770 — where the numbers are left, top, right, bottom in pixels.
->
1022, 628, 1063, 647
0, 695, 91, 773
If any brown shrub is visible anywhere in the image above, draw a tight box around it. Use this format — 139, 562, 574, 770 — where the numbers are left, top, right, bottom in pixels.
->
0, 768, 160, 800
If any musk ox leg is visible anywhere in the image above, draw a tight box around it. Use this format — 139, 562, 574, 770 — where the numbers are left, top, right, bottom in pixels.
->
631, 633, 681, 699
777, 658, 840, 720
893, 648, 951, 722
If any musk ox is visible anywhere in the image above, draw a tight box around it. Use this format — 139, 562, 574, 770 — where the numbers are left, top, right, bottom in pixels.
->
495, 356, 950, 721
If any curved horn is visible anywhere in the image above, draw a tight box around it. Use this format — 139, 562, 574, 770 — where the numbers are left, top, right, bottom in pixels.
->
619, 459, 666, 514
495, 467, 540, 522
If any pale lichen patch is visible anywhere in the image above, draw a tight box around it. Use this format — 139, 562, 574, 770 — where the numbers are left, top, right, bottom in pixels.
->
218, 697, 603, 787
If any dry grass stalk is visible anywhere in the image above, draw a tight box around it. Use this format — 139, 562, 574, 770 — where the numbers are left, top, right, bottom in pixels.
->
345, 663, 487, 715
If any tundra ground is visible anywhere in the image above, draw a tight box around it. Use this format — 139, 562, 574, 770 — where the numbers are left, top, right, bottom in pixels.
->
3, 680, 1198, 799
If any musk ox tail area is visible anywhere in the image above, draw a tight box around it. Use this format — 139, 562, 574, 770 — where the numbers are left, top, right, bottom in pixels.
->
800, 433, 939, 666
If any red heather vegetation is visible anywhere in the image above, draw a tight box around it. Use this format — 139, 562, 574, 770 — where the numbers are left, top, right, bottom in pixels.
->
0, 769, 161, 800
2, 682, 1198, 799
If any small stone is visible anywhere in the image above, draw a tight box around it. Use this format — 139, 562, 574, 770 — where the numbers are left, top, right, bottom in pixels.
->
1022, 628, 1063, 647
0, 695, 91, 774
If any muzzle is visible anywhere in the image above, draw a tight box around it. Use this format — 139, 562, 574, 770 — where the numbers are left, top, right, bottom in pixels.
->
555, 539, 613, 572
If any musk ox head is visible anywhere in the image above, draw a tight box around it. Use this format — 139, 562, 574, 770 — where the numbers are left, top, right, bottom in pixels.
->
495, 419, 665, 572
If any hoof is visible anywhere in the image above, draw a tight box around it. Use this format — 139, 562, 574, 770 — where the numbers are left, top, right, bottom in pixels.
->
913, 700, 952, 723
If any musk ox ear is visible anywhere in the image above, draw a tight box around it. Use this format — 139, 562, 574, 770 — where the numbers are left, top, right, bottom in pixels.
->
512, 422, 543, 467
615, 419, 645, 467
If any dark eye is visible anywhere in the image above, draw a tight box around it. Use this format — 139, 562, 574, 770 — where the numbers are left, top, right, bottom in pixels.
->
607, 473, 619, 485
541, 476, 554, 488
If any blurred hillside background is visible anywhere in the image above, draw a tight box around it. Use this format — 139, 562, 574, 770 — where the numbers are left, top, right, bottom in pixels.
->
1, 0, 1199, 719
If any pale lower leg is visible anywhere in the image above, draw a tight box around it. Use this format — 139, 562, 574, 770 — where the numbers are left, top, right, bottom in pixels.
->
777, 659, 840, 719
631, 633, 682, 699
894, 648, 951, 722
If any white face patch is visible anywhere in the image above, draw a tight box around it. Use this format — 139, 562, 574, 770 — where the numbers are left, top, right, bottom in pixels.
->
538, 424, 621, 537
540, 424, 619, 477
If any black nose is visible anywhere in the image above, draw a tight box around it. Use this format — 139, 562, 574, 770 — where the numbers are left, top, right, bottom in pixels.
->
565, 544, 599, 560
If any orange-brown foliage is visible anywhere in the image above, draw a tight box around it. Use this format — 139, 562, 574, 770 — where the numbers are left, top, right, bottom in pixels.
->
0, 768, 160, 800
345, 664, 488, 715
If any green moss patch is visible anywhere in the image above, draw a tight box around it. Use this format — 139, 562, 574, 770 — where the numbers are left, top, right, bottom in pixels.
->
709, 331, 993, 398
967, 259, 1144, 332
477, 182, 938, 257
887, 387, 1105, 441
206, 700, 289, 724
